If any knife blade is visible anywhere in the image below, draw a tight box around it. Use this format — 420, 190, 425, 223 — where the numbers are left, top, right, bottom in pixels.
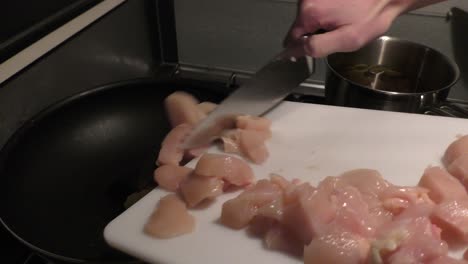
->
181, 46, 314, 149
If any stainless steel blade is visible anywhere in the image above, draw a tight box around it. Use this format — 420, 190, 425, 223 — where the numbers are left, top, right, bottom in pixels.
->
181, 49, 314, 149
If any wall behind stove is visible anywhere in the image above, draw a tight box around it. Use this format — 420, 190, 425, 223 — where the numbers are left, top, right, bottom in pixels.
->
0, 0, 160, 149
174, 0, 468, 101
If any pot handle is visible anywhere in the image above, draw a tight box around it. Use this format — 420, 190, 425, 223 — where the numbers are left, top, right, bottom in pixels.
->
422, 101, 468, 118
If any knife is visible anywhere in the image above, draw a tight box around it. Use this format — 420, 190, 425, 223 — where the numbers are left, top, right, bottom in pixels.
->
181, 43, 315, 149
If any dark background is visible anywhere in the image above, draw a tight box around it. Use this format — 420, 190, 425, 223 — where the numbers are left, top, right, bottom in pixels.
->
0, 0, 102, 63
1, 0, 163, 262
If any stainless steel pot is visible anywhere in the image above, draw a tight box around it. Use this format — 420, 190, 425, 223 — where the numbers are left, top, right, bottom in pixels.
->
324, 36, 466, 116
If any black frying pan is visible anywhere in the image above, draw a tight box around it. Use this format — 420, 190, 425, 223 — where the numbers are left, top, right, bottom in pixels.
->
0, 79, 225, 263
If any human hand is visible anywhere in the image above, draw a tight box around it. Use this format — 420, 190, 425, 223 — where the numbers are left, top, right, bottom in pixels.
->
284, 0, 436, 58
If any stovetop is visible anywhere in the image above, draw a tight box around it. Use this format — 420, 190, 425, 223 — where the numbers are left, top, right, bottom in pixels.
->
2, 1, 468, 263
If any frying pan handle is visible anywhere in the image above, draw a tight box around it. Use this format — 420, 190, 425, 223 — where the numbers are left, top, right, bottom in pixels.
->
422, 102, 468, 118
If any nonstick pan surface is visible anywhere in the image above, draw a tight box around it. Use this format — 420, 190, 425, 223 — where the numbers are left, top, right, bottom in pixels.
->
0, 79, 224, 263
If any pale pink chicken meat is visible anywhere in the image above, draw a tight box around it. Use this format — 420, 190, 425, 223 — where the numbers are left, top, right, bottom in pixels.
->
219, 129, 241, 154
336, 169, 394, 225
431, 199, 468, 243
264, 222, 303, 257
394, 202, 435, 219
144, 194, 195, 239
220, 136, 240, 154
235, 115, 272, 138
216, 165, 468, 263
283, 181, 316, 204
220, 179, 282, 229
282, 177, 338, 244
379, 185, 434, 215
247, 215, 276, 237
164, 91, 205, 127
443, 135, 468, 167
329, 185, 376, 238
197, 101, 217, 115
372, 213, 448, 264
256, 198, 284, 221
429, 256, 468, 264
269, 173, 297, 192
221, 198, 257, 229
448, 154, 468, 190
246, 216, 304, 256
304, 229, 370, 264
220, 129, 270, 164
183, 145, 209, 160
238, 129, 269, 164
194, 153, 254, 187
153, 164, 193, 192
157, 123, 193, 166
418, 166, 467, 203
337, 169, 390, 198
179, 176, 224, 208
465, 248, 468, 261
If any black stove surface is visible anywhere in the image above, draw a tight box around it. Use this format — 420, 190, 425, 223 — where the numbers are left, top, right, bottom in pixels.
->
0, 0, 103, 63
3, 224, 31, 263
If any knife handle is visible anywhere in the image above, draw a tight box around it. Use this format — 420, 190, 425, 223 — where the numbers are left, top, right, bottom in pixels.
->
278, 31, 325, 75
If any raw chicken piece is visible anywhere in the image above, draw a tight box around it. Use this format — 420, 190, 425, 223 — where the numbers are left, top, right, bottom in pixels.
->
429, 256, 468, 264
444, 135, 468, 167
236, 115, 272, 138
256, 198, 284, 221
221, 179, 282, 229
221, 137, 240, 153
448, 154, 468, 189
198, 101, 217, 115
338, 169, 390, 198
394, 202, 434, 220
379, 185, 434, 214
330, 185, 376, 238
295, 175, 379, 238
157, 124, 193, 166
264, 222, 303, 257
153, 164, 193, 192
183, 145, 209, 160
282, 177, 337, 244
269, 173, 295, 191
372, 215, 448, 264
219, 129, 241, 154
304, 229, 370, 264
247, 216, 303, 256
431, 199, 468, 242
164, 91, 205, 127
219, 129, 270, 164
283, 182, 316, 204
194, 153, 254, 186
248, 215, 276, 236
238, 129, 269, 164
221, 198, 257, 229
418, 166, 467, 203
179, 176, 224, 207
144, 194, 195, 238
381, 198, 409, 215
337, 169, 393, 225
465, 248, 468, 260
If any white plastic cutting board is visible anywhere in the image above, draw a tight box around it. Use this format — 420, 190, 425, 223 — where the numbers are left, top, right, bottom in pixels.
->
104, 102, 468, 264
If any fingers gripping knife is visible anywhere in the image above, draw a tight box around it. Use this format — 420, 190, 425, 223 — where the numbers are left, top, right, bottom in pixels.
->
181, 40, 315, 149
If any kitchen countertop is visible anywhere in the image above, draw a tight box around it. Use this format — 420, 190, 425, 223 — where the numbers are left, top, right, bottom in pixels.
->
0, 0, 126, 85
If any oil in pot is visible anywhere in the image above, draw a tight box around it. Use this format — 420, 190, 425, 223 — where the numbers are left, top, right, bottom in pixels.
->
339, 64, 424, 93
